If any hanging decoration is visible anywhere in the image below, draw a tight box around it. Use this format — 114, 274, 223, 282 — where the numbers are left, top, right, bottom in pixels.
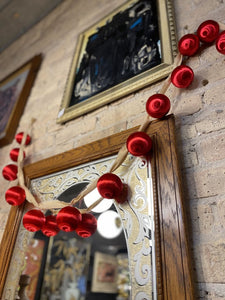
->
56, 206, 82, 232
23, 209, 46, 232
2, 19, 225, 238
5, 186, 26, 206
9, 148, 26, 162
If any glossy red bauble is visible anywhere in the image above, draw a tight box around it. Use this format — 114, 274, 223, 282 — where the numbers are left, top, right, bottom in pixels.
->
42, 215, 60, 237
56, 206, 82, 232
23, 209, 45, 232
178, 34, 200, 56
171, 65, 194, 88
15, 132, 31, 145
126, 132, 152, 156
146, 94, 170, 119
76, 213, 97, 238
10, 148, 26, 162
97, 173, 124, 199
216, 31, 225, 55
197, 20, 219, 43
5, 186, 26, 206
2, 164, 18, 181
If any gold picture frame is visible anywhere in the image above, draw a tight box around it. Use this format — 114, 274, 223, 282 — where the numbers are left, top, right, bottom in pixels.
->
0, 54, 42, 146
57, 0, 177, 123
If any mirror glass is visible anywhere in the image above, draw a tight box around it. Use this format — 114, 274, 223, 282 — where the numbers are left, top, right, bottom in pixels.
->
3, 155, 156, 300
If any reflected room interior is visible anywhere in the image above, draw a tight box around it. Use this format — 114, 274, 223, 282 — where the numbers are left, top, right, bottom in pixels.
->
21, 182, 130, 300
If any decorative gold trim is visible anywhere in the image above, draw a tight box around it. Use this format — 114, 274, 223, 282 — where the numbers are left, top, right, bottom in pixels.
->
57, 0, 177, 123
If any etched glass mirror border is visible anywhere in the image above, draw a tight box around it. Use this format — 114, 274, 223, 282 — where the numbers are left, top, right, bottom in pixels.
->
3, 154, 156, 299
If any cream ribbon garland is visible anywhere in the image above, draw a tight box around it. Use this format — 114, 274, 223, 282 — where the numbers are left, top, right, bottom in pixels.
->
15, 52, 184, 213
16, 59, 176, 213
18, 26, 225, 212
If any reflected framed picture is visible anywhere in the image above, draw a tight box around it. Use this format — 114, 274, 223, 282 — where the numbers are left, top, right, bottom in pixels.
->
91, 252, 118, 294
57, 0, 177, 123
0, 54, 42, 146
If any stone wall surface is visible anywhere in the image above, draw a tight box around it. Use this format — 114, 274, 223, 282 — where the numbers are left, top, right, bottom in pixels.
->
0, 0, 225, 298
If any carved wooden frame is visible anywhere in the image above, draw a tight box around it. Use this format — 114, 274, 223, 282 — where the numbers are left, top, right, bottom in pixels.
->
0, 115, 194, 299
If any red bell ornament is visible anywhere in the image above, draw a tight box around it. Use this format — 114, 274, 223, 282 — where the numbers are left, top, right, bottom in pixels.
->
42, 215, 60, 237
76, 213, 97, 238
5, 186, 26, 206
2, 164, 18, 181
178, 34, 200, 56
97, 173, 124, 199
56, 206, 82, 232
126, 132, 152, 156
216, 31, 225, 55
15, 132, 31, 145
10, 148, 26, 162
197, 20, 219, 43
23, 209, 45, 232
146, 94, 170, 119
171, 65, 194, 88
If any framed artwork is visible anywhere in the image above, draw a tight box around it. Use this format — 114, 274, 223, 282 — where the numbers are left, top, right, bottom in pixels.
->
91, 252, 118, 293
57, 0, 177, 123
0, 54, 42, 146
0, 116, 195, 300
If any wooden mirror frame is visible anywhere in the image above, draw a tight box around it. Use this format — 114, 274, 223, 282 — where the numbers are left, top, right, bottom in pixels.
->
0, 115, 195, 299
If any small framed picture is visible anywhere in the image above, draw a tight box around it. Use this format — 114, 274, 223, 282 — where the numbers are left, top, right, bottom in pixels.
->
91, 252, 118, 294
0, 54, 42, 146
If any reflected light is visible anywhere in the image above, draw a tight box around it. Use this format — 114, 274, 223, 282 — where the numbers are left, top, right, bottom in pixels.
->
97, 210, 122, 239
84, 188, 113, 213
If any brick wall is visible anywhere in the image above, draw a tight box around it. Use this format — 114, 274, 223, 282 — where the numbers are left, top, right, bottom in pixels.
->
0, 0, 225, 298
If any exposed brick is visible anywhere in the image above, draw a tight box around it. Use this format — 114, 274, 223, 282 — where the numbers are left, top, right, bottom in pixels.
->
198, 132, 225, 163
196, 109, 225, 134
172, 93, 202, 116
185, 165, 225, 199
195, 241, 225, 283
204, 79, 225, 105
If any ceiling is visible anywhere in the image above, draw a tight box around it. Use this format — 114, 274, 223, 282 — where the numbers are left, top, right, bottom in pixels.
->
0, 0, 64, 53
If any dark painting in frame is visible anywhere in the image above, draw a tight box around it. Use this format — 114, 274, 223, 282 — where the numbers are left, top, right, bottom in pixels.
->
57, 0, 177, 123
0, 54, 42, 147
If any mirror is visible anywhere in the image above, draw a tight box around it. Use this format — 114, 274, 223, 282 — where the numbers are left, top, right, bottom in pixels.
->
17, 153, 155, 300
0, 116, 195, 300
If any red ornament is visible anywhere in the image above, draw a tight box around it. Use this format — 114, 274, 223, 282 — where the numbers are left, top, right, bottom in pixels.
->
115, 184, 128, 204
15, 132, 31, 145
146, 94, 170, 119
23, 209, 45, 232
97, 173, 124, 199
216, 31, 225, 55
171, 65, 194, 88
76, 213, 97, 238
10, 148, 26, 162
178, 34, 200, 56
2, 164, 18, 181
197, 20, 219, 43
5, 186, 26, 206
56, 206, 82, 232
126, 132, 152, 156
42, 215, 60, 237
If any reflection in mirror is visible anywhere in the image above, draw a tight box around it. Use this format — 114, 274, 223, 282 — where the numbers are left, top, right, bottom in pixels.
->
4, 154, 156, 300
22, 182, 129, 300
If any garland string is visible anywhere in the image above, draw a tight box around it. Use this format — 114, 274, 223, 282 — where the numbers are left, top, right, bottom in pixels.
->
16, 51, 183, 212
14, 20, 225, 214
